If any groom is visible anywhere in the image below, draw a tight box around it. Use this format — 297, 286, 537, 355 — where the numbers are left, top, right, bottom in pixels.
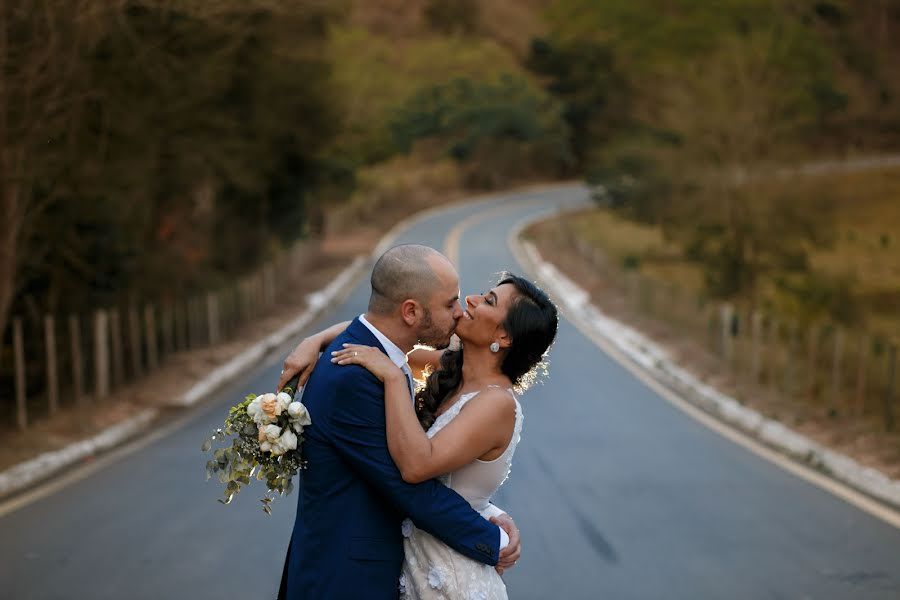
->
277, 244, 520, 600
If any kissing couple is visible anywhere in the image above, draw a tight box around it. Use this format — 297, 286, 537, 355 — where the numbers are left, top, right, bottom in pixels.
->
276, 244, 558, 599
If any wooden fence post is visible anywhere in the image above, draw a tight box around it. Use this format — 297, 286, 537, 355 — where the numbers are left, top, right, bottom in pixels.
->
110, 309, 124, 387
627, 271, 639, 307
805, 325, 820, 402
207, 292, 220, 345
750, 312, 763, 384
45, 314, 59, 416
162, 304, 174, 357
13, 318, 27, 430
831, 327, 844, 413
855, 334, 869, 415
128, 304, 142, 378
93, 310, 110, 401
782, 322, 797, 399
885, 344, 897, 432
720, 304, 734, 365
764, 317, 777, 391
69, 314, 88, 422
144, 304, 158, 371
187, 299, 197, 349
174, 301, 186, 351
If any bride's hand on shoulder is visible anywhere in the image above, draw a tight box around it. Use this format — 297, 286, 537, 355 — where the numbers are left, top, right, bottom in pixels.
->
331, 344, 404, 384
278, 336, 322, 392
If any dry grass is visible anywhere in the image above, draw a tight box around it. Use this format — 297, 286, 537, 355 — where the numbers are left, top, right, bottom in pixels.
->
527, 216, 900, 479
562, 167, 900, 337
326, 150, 467, 234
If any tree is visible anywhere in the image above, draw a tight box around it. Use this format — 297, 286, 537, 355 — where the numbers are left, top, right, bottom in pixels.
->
4, 0, 343, 331
390, 74, 573, 187
0, 0, 112, 338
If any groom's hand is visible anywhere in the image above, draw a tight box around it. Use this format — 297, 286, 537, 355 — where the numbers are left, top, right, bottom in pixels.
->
492, 514, 521, 575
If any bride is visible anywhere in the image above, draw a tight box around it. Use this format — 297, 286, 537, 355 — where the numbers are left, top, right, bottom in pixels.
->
284, 272, 557, 599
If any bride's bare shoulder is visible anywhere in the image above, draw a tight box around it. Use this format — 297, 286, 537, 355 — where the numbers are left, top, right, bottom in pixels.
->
466, 386, 517, 419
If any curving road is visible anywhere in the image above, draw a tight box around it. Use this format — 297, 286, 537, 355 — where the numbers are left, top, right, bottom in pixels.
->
2, 185, 899, 599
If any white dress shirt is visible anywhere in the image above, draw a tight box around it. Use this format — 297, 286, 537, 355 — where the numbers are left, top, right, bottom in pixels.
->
357, 314, 509, 551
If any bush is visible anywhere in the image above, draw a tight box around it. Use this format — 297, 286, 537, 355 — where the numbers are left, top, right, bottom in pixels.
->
390, 74, 574, 186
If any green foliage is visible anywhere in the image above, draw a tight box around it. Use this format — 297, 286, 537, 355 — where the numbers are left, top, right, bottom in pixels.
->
527, 36, 630, 164
327, 27, 525, 166
12, 1, 342, 317
586, 143, 677, 223
774, 272, 861, 325
677, 186, 837, 302
535, 0, 879, 167
390, 74, 573, 181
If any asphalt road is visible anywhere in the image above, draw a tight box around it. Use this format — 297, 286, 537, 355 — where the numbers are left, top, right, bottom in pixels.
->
2, 185, 900, 599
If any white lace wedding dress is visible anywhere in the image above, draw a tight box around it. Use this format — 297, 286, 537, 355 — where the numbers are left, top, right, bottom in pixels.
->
399, 386, 523, 600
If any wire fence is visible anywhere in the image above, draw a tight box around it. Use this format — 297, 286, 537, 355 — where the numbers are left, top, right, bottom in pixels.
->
0, 242, 316, 431
568, 237, 899, 432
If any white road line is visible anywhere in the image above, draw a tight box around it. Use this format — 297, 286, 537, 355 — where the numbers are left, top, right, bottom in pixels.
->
444, 199, 554, 265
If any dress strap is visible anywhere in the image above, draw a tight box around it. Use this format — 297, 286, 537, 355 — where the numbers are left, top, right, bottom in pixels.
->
486, 384, 516, 398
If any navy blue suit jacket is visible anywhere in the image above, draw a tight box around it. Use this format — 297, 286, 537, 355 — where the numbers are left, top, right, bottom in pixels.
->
278, 318, 500, 600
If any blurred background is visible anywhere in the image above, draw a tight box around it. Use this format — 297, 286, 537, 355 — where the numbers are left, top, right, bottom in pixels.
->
1, 0, 898, 478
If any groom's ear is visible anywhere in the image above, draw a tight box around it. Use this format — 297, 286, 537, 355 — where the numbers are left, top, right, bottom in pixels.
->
399, 299, 421, 326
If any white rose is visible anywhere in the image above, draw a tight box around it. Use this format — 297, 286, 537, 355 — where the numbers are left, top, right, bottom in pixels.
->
278, 429, 298, 451
270, 442, 286, 456
246, 397, 263, 421
277, 392, 292, 412
265, 424, 282, 443
260, 441, 272, 452
288, 402, 311, 426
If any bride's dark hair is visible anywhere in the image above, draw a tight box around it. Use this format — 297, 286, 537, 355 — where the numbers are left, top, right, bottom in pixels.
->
414, 273, 558, 430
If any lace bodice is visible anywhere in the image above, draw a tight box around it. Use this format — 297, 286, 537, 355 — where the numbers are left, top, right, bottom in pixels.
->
425, 386, 523, 513
398, 386, 519, 599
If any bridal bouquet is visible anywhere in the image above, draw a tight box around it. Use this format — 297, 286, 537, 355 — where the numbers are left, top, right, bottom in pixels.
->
203, 376, 310, 514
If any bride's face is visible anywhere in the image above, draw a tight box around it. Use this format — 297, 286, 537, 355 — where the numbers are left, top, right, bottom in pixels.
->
455, 283, 517, 347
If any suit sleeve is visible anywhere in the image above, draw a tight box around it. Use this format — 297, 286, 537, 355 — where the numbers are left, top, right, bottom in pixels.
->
326, 368, 501, 566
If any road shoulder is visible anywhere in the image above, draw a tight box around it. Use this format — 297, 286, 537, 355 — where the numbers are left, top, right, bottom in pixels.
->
508, 203, 900, 526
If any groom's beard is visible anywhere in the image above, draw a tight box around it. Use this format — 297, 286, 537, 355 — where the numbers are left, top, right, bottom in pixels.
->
416, 308, 454, 350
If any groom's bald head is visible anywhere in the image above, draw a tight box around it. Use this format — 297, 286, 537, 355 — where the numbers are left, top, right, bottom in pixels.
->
368, 244, 451, 315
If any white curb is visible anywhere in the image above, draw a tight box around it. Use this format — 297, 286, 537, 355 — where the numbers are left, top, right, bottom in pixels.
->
0, 409, 157, 497
515, 238, 900, 512
176, 256, 367, 408
0, 256, 368, 499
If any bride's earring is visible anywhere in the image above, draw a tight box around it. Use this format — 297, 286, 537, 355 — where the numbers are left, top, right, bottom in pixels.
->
490, 341, 500, 353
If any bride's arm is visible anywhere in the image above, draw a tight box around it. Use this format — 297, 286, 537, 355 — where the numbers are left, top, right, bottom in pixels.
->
333, 344, 515, 484
277, 320, 350, 391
